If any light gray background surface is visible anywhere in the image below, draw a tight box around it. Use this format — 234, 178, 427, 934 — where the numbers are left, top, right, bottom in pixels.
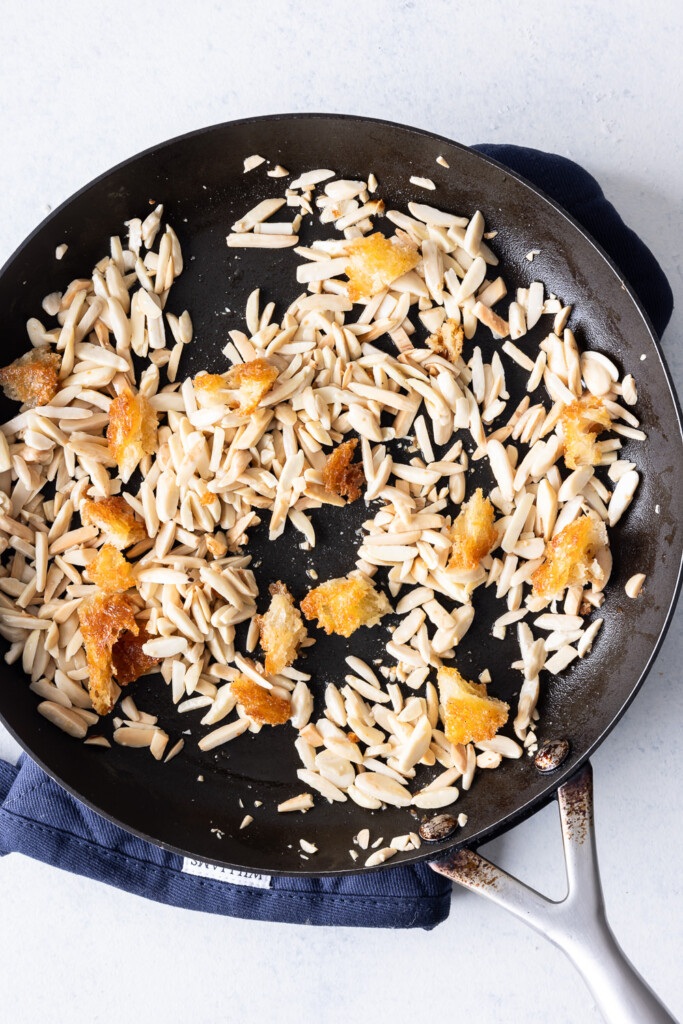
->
0, 2, 681, 1022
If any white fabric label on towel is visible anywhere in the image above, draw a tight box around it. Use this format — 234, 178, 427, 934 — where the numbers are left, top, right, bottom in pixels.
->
182, 858, 272, 889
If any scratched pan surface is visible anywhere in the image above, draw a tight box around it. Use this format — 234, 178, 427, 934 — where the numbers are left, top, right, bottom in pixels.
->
0, 114, 681, 875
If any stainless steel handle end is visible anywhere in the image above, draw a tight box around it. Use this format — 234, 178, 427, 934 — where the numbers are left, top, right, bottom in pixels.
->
430, 764, 677, 1024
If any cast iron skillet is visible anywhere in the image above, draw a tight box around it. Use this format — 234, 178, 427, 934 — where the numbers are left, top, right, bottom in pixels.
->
0, 115, 681, 884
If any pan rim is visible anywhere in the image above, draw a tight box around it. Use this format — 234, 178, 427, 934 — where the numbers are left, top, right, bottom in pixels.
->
0, 111, 681, 876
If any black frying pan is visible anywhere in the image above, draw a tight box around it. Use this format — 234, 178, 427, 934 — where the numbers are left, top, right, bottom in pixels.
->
0, 115, 681, 885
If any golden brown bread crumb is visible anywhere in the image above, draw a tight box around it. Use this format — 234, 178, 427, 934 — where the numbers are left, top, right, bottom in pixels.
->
206, 534, 228, 558
426, 319, 464, 363
85, 544, 136, 592
111, 627, 160, 685
561, 395, 612, 470
321, 438, 365, 503
193, 373, 226, 398
195, 358, 278, 417
81, 496, 147, 549
301, 574, 392, 638
0, 348, 60, 408
78, 592, 139, 715
225, 358, 278, 415
106, 387, 158, 483
438, 665, 509, 746
345, 232, 420, 301
449, 488, 497, 571
532, 513, 608, 601
231, 675, 291, 726
257, 582, 308, 675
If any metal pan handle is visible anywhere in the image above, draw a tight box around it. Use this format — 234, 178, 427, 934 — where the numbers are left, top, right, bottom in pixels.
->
430, 763, 676, 1024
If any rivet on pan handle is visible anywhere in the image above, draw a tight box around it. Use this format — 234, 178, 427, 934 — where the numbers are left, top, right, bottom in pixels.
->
429, 764, 676, 1024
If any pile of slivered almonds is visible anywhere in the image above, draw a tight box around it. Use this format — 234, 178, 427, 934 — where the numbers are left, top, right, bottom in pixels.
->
0, 153, 648, 867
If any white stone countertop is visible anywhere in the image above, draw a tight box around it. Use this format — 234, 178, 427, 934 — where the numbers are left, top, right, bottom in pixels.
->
0, 2, 681, 1021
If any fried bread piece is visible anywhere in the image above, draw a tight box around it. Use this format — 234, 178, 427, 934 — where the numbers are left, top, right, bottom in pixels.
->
438, 665, 509, 746
532, 513, 608, 601
78, 592, 138, 715
426, 318, 464, 363
0, 348, 60, 408
448, 488, 497, 571
301, 574, 391, 638
345, 232, 420, 301
321, 438, 365, 503
231, 675, 291, 726
195, 358, 278, 417
84, 544, 136, 593
111, 627, 160, 686
81, 496, 147, 549
561, 395, 612, 470
257, 582, 308, 675
106, 387, 158, 482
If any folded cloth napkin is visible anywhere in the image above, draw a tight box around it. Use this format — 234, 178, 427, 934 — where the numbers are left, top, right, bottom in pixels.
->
0, 145, 673, 930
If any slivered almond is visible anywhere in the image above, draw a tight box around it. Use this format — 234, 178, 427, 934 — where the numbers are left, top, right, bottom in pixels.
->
226, 233, 299, 248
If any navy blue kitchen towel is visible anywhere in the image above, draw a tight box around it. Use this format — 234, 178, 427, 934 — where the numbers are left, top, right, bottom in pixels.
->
0, 146, 673, 930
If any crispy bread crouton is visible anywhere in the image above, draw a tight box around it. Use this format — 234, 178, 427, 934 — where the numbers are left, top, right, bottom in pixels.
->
322, 438, 365, 503
301, 574, 392, 638
449, 488, 497, 571
532, 513, 608, 601
345, 232, 420, 301
85, 544, 136, 592
224, 358, 278, 415
231, 675, 291, 726
438, 665, 509, 746
111, 627, 160, 685
257, 581, 308, 675
426, 318, 464, 363
195, 359, 278, 417
0, 348, 60, 408
81, 496, 147, 549
78, 592, 139, 715
561, 395, 612, 470
106, 387, 158, 482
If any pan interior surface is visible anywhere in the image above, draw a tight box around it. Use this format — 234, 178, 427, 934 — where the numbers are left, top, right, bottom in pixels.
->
0, 114, 680, 875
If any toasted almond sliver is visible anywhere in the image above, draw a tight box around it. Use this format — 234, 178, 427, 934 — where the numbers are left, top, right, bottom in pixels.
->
113, 726, 156, 748
142, 636, 188, 658
409, 176, 436, 191
296, 769, 347, 803
278, 793, 314, 813
198, 719, 249, 752
412, 787, 460, 809
363, 846, 397, 867
625, 573, 646, 599
38, 701, 87, 738
243, 154, 265, 172
354, 772, 412, 807
289, 169, 335, 189
227, 233, 299, 248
